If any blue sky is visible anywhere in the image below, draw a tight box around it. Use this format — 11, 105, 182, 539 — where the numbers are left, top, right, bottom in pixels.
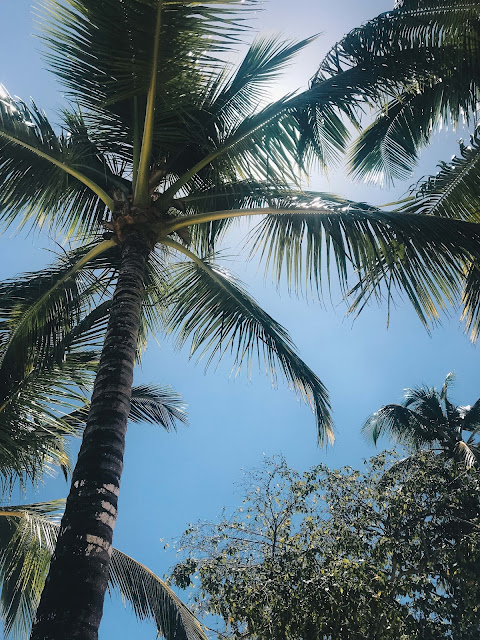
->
2, 1, 480, 638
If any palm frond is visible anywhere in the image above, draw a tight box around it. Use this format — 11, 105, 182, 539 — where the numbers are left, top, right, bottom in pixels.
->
180, 183, 358, 254
348, 85, 447, 184
249, 203, 480, 324
0, 502, 62, 640
460, 259, 480, 341
0, 87, 115, 234
201, 34, 318, 131
67, 384, 188, 434
363, 404, 437, 449
460, 398, 480, 434
128, 384, 187, 430
162, 243, 332, 443
365, 373, 480, 469
455, 439, 477, 469
316, 1, 480, 181
400, 126, 480, 220
0, 240, 116, 378
109, 550, 206, 640
0, 504, 207, 640
37, 0, 256, 160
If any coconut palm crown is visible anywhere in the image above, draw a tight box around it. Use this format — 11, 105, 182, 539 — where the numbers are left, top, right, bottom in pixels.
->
364, 373, 480, 470
3, 1, 480, 639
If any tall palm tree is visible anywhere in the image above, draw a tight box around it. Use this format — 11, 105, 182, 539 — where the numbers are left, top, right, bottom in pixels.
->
3, 2, 480, 638
363, 373, 480, 469
0, 259, 207, 640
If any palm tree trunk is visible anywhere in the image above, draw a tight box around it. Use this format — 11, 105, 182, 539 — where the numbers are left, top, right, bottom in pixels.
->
30, 233, 150, 640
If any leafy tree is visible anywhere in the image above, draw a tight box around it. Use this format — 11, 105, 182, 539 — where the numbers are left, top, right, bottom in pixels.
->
173, 454, 480, 639
3, 2, 480, 638
364, 373, 480, 469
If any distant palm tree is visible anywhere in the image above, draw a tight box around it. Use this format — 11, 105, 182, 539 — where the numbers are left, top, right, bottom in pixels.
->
3, 2, 480, 638
363, 373, 480, 469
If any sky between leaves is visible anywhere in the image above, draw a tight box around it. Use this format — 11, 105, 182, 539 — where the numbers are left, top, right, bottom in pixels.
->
1, 1, 480, 638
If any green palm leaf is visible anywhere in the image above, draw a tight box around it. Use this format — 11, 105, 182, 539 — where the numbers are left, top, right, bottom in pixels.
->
0, 502, 61, 640
0, 88, 115, 231
316, 1, 480, 182
249, 205, 480, 317
0, 240, 117, 377
400, 127, 480, 220
37, 0, 255, 171
162, 244, 332, 443
66, 384, 188, 433
205, 34, 318, 126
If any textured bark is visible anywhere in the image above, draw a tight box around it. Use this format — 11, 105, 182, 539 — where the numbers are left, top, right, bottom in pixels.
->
30, 233, 150, 640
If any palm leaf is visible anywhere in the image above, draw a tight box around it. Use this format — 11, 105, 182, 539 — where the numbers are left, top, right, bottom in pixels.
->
162, 243, 332, 443
365, 374, 480, 469
460, 398, 480, 434
249, 205, 480, 317
362, 404, 439, 449
0, 87, 114, 234
400, 126, 480, 220
454, 439, 477, 469
0, 240, 116, 377
109, 550, 206, 640
316, 1, 480, 181
204, 34, 318, 126
0, 502, 62, 640
0, 503, 206, 640
66, 384, 188, 433
37, 0, 256, 164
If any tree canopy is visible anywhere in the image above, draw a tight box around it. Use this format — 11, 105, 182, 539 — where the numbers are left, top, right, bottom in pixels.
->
173, 454, 480, 639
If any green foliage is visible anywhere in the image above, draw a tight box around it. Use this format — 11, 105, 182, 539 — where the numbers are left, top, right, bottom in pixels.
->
0, 247, 189, 488
164, 252, 331, 441
4, 0, 480, 442
173, 454, 480, 639
316, 0, 480, 184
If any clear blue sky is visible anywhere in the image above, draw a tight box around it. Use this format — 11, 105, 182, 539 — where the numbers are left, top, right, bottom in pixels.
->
1, 1, 479, 638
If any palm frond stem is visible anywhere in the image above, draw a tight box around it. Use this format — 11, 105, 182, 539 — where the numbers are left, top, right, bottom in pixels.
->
165, 207, 333, 234
132, 96, 141, 192
134, 0, 164, 207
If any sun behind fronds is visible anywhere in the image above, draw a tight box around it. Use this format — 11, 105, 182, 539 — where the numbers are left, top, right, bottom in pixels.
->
315, 0, 480, 184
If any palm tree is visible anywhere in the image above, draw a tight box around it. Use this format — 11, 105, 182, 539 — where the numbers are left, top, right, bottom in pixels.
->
363, 373, 480, 469
0, 259, 208, 640
3, 2, 480, 638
